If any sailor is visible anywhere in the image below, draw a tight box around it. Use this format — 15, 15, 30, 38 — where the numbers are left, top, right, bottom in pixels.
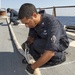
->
18, 3, 69, 74
7, 8, 19, 25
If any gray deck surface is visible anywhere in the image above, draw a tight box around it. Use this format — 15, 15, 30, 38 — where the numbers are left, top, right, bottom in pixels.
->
0, 19, 28, 75
0, 19, 75, 75
12, 24, 75, 75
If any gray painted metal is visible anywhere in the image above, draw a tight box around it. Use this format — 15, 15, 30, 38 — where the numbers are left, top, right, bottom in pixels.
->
0, 19, 29, 75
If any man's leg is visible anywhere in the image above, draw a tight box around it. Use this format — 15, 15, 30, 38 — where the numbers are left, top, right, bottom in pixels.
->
31, 39, 66, 67
29, 44, 40, 60
10, 17, 19, 25
29, 39, 46, 60
45, 51, 66, 66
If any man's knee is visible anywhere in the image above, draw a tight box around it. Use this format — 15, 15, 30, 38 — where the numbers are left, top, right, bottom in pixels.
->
33, 39, 46, 54
10, 17, 18, 21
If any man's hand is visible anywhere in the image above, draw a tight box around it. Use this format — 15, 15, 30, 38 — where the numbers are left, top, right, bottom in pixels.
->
26, 64, 34, 74
21, 41, 29, 51
21, 42, 25, 50
21, 36, 34, 50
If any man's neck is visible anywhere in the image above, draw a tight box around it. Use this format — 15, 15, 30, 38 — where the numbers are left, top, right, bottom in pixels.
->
37, 14, 42, 25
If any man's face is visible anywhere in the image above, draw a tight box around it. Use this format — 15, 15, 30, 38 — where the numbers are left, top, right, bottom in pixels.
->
7, 9, 11, 13
21, 16, 37, 28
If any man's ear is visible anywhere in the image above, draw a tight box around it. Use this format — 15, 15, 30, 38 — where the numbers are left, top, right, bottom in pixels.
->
32, 12, 37, 18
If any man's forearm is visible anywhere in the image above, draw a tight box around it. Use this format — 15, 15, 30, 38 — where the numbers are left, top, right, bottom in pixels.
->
27, 36, 34, 45
31, 50, 55, 70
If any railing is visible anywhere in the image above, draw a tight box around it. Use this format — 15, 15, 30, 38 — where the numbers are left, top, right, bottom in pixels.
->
2, 5, 75, 26
37, 5, 75, 26
37, 5, 75, 16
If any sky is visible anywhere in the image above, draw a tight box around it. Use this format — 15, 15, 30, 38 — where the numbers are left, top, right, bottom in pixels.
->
0, 0, 75, 16
1, 0, 75, 9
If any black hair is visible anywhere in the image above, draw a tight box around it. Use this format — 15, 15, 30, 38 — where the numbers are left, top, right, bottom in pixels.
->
7, 8, 11, 13
18, 3, 37, 19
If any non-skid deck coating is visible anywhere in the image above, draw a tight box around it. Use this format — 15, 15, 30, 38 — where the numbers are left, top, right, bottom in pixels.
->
11, 24, 75, 75
0, 19, 28, 75
0, 18, 75, 75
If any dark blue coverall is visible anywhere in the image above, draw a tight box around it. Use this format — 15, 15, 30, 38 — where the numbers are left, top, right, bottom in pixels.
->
10, 9, 19, 24
29, 11, 69, 66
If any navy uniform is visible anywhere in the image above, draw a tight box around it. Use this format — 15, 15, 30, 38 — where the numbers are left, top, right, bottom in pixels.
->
28, 11, 69, 66
7, 8, 19, 25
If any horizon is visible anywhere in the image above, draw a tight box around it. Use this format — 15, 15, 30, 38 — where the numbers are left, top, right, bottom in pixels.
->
1, 0, 75, 9
0, 0, 75, 16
